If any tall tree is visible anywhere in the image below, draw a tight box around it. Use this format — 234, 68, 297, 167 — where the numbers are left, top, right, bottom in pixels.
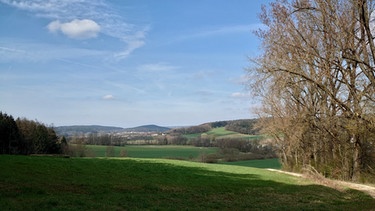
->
0, 112, 21, 154
16, 118, 60, 154
251, 0, 375, 181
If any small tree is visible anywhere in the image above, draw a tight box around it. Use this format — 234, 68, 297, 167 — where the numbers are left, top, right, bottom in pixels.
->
119, 148, 127, 157
106, 145, 115, 157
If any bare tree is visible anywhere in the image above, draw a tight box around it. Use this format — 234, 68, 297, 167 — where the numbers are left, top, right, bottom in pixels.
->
250, 0, 375, 182
106, 145, 116, 157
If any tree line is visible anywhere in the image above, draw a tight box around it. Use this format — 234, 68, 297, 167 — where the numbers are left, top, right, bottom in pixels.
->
0, 112, 64, 155
251, 0, 375, 182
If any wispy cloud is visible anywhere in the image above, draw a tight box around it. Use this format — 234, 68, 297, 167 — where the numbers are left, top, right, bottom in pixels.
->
191, 24, 259, 38
231, 92, 252, 99
0, 0, 147, 59
138, 62, 180, 73
0, 41, 106, 63
166, 24, 263, 45
0, 46, 26, 54
0, 46, 28, 61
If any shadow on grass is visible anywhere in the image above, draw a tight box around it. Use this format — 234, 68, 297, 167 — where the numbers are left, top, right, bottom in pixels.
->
0, 155, 374, 210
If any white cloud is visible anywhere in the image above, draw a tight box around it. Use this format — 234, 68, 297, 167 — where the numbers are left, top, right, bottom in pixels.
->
47, 20, 60, 32
1, 0, 147, 60
102, 94, 114, 100
47, 19, 101, 39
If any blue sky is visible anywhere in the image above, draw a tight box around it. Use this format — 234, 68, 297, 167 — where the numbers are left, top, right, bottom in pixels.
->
0, 0, 270, 127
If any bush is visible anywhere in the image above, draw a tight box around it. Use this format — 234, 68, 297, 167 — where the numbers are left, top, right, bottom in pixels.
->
106, 145, 115, 157
120, 148, 127, 157
198, 153, 219, 163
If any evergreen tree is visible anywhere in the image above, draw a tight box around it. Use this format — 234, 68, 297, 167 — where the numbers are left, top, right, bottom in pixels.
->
0, 112, 21, 154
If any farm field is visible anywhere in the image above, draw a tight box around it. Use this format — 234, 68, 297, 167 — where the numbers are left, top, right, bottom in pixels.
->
0, 155, 374, 210
86, 145, 218, 159
85, 145, 281, 169
183, 127, 262, 140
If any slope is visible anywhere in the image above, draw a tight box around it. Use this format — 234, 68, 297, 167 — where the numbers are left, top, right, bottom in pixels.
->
0, 155, 374, 210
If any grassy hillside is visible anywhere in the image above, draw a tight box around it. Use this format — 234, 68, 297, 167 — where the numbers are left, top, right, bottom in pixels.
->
221, 158, 281, 169
87, 145, 218, 159
1, 155, 374, 210
183, 127, 261, 140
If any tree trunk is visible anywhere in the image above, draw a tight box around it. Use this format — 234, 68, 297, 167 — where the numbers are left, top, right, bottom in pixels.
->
352, 137, 362, 181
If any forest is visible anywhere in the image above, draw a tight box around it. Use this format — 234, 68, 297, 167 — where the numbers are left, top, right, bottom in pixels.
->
0, 112, 63, 155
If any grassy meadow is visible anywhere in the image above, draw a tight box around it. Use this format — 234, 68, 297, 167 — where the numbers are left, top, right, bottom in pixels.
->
183, 127, 261, 140
220, 158, 281, 169
86, 145, 218, 159
83, 145, 281, 169
206, 127, 261, 140
1, 155, 374, 210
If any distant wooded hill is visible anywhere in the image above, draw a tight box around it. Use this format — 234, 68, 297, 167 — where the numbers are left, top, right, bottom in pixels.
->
169, 119, 260, 135
123, 125, 171, 133
55, 119, 259, 137
55, 124, 171, 136
55, 125, 123, 136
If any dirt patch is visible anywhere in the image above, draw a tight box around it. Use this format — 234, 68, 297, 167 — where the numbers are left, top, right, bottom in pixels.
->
336, 180, 375, 198
267, 169, 375, 199
267, 168, 303, 177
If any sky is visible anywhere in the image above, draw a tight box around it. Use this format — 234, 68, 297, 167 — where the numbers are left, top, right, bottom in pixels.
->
0, 0, 271, 128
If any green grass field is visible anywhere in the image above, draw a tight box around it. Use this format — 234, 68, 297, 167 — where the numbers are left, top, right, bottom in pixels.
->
86, 145, 218, 159
183, 127, 262, 140
221, 158, 282, 169
85, 145, 281, 169
1, 155, 374, 210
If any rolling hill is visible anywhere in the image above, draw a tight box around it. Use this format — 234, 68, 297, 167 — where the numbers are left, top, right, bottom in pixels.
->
122, 124, 170, 133
55, 124, 171, 136
55, 125, 124, 136
55, 119, 259, 137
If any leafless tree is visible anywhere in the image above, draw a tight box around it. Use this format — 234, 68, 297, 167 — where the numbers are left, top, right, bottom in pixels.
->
250, 0, 375, 182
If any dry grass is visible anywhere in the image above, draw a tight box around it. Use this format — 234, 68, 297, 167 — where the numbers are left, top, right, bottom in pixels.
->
268, 167, 375, 199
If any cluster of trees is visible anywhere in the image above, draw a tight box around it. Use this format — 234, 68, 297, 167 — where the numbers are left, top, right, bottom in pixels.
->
169, 124, 212, 134
251, 0, 375, 182
69, 133, 156, 146
169, 119, 260, 135
193, 137, 276, 163
224, 119, 260, 135
0, 112, 63, 155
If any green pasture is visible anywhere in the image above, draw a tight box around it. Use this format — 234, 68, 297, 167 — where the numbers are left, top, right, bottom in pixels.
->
86, 145, 281, 169
86, 145, 218, 159
183, 127, 262, 140
1, 155, 374, 210
221, 158, 282, 169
